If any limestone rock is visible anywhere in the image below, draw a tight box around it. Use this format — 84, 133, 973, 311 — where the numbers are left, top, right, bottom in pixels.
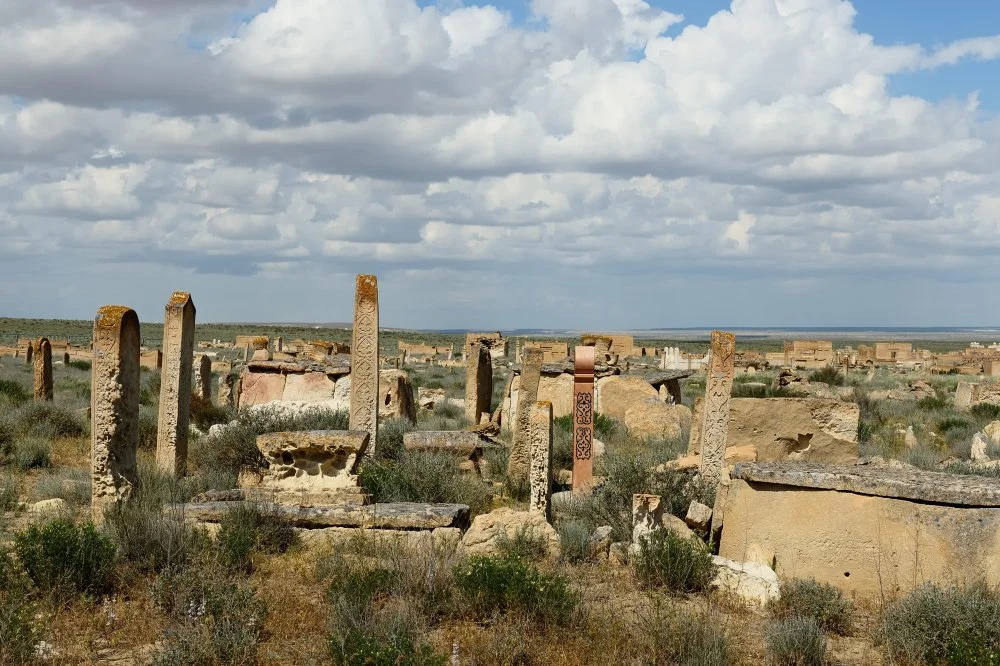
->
710, 556, 780, 605
985, 421, 1000, 445
589, 525, 614, 561
724, 398, 858, 464
282, 372, 337, 403
623, 399, 691, 441
239, 369, 286, 408
593, 437, 606, 459
631, 494, 697, 555
597, 376, 659, 421
178, 501, 469, 529
417, 387, 447, 410
909, 381, 936, 401
379, 370, 417, 423
537, 372, 575, 418
461, 508, 560, 559
663, 445, 758, 471
28, 498, 68, 517
972, 432, 990, 462
609, 542, 629, 567
904, 426, 918, 449
685, 501, 713, 531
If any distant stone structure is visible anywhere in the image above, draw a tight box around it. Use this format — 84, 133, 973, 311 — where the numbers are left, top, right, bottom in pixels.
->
91, 306, 141, 522
698, 331, 736, 485
350, 275, 379, 454
156, 292, 195, 477
522, 340, 569, 363
33, 337, 53, 401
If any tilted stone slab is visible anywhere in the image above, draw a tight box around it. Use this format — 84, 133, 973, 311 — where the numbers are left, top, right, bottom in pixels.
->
403, 431, 482, 457
631, 370, 697, 386
174, 501, 469, 529
248, 355, 351, 376
733, 461, 1000, 507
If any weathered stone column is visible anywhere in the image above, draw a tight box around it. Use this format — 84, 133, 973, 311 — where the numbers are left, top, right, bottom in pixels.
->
91, 306, 141, 522
24, 343, 32, 365
218, 372, 237, 408
572, 346, 595, 494
507, 347, 543, 484
698, 330, 736, 485
156, 292, 195, 476
198, 355, 212, 402
63, 352, 71, 366
275, 337, 283, 353
33, 338, 53, 401
350, 274, 379, 454
528, 401, 553, 521
465, 343, 493, 424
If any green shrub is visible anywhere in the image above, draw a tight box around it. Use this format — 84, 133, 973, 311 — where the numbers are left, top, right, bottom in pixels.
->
495, 524, 550, 561
881, 583, 1000, 665
8, 437, 51, 470
972, 403, 1000, 421
189, 394, 233, 432
330, 627, 447, 666
808, 366, 844, 387
556, 520, 593, 564
217, 503, 297, 571
152, 561, 268, 666
7, 402, 85, 440
0, 379, 30, 405
769, 579, 852, 635
374, 417, 413, 461
360, 451, 491, 518
0, 581, 42, 666
68, 360, 91, 372
137, 406, 158, 451
646, 606, 730, 666
454, 555, 578, 626
766, 616, 828, 666
33, 469, 90, 507
633, 529, 715, 593
14, 518, 116, 597
937, 417, 973, 433
0, 473, 18, 511
918, 394, 951, 411
140, 371, 161, 407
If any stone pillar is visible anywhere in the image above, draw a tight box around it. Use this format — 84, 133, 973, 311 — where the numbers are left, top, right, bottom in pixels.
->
572, 346, 595, 494
91, 306, 141, 522
24, 343, 32, 365
507, 347, 543, 483
33, 338, 53, 401
350, 274, 379, 454
218, 372, 237, 408
198, 355, 212, 402
698, 331, 736, 485
465, 343, 493, 424
275, 337, 283, 353
528, 401, 553, 521
156, 292, 196, 477
243, 344, 251, 362
63, 352, 70, 365
956, 382, 980, 410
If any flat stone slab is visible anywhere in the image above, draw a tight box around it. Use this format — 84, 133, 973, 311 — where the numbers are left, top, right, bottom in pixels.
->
733, 462, 1000, 507
403, 431, 481, 456
173, 501, 470, 529
247, 354, 351, 376
630, 370, 696, 386
257, 430, 368, 457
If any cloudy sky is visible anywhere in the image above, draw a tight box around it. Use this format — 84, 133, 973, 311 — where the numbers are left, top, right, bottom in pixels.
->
1, 0, 999, 329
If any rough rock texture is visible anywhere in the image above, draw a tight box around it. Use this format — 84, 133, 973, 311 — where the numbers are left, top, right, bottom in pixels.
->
33, 338, 53, 401
710, 556, 780, 605
986, 421, 1000, 445
972, 432, 990, 462
623, 399, 691, 441
379, 370, 417, 424
179, 501, 469, 529
666, 445, 758, 471
91, 306, 141, 522
539, 372, 575, 418
462, 508, 560, 558
350, 274, 380, 453
685, 501, 713, 531
156, 292, 195, 476
528, 402, 553, 521
403, 431, 482, 457
691, 398, 859, 464
298, 526, 463, 551
255, 430, 369, 492
596, 376, 659, 421
282, 372, 338, 403
631, 494, 696, 554
239, 369, 286, 408
956, 382, 978, 409
509, 349, 543, 484
465, 343, 493, 424
732, 461, 1000, 506
417, 387, 447, 410
698, 331, 737, 485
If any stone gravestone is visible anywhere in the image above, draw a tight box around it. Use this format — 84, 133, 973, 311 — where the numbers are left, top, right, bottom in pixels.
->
33, 337, 53, 401
63, 352, 70, 365
24, 343, 32, 365
507, 347, 543, 484
91, 306, 141, 522
156, 292, 195, 477
528, 401, 554, 521
198, 355, 212, 402
698, 331, 737, 485
572, 345, 596, 493
350, 274, 379, 454
465, 343, 493, 424
218, 372, 238, 408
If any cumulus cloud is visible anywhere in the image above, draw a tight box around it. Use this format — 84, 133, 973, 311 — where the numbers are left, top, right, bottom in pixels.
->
1, 0, 999, 326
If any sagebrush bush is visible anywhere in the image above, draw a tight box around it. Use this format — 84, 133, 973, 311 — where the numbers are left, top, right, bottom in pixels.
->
556, 520, 593, 564
972, 403, 1000, 421
374, 417, 413, 461
33, 468, 91, 507
217, 503, 297, 571
766, 616, 828, 666
0, 472, 18, 511
137, 406, 158, 450
190, 394, 233, 432
360, 451, 491, 518
769, 579, 852, 635
881, 583, 1000, 665
495, 525, 550, 561
7, 402, 85, 439
330, 627, 447, 666
808, 366, 844, 387
633, 529, 715, 593
67, 360, 91, 372
139, 371, 161, 406
14, 518, 116, 597
454, 555, 578, 626
8, 436, 51, 470
0, 379, 30, 406
644, 605, 730, 666
0, 582, 42, 666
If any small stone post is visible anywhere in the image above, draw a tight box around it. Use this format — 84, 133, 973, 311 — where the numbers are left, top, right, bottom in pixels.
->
350, 274, 379, 454
275, 336, 283, 353
33, 337, 53, 401
465, 342, 493, 424
63, 352, 71, 365
156, 292, 196, 477
24, 343, 32, 365
198, 355, 212, 402
698, 331, 736, 485
91, 306, 141, 522
218, 372, 237, 408
528, 401, 553, 521
507, 347, 543, 484
572, 346, 595, 494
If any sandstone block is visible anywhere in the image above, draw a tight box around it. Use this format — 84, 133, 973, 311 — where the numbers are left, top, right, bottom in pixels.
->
710, 556, 780, 605
239, 369, 286, 408
622, 399, 691, 441
596, 376, 658, 421
282, 372, 337, 403
685, 501, 713, 531
379, 370, 417, 423
461, 507, 560, 559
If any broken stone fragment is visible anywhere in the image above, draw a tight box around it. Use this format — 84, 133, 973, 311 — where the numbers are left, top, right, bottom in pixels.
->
685, 501, 713, 531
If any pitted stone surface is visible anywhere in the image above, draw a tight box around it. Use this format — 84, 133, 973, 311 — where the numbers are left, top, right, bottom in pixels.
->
350, 275, 379, 452
403, 431, 482, 457
156, 292, 195, 476
256, 430, 369, 491
733, 461, 1000, 506
176, 501, 469, 529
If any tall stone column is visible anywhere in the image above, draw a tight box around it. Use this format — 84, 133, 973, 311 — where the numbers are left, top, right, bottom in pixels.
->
24, 343, 32, 365
33, 337, 53, 401
350, 274, 379, 454
528, 401, 553, 521
698, 331, 736, 485
91, 306, 141, 522
156, 292, 195, 477
507, 347, 543, 484
465, 343, 493, 424
198, 355, 212, 402
572, 346, 595, 494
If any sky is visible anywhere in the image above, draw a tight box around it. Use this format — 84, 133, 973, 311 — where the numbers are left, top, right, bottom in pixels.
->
1, 0, 1000, 330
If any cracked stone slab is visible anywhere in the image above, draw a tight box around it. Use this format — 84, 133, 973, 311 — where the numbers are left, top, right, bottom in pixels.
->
733, 461, 1000, 507
172, 501, 470, 529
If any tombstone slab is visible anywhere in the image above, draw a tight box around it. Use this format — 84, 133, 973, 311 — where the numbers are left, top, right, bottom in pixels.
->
33, 337, 53, 401
156, 292, 195, 476
91, 306, 141, 522
572, 346, 595, 494
465, 343, 493, 424
508, 348, 543, 483
698, 331, 736, 485
350, 275, 379, 454
528, 401, 554, 521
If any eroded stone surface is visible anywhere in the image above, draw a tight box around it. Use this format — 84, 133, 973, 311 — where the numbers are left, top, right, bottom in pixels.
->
350, 274, 380, 452
508, 348, 543, 484
623, 399, 691, 441
282, 372, 337, 403
156, 292, 195, 476
256, 430, 369, 492
33, 337, 53, 401
528, 401, 553, 521
403, 431, 482, 457
379, 370, 416, 423
699, 331, 737, 485
465, 343, 493, 424
462, 507, 560, 558
596, 376, 658, 421
177, 501, 469, 529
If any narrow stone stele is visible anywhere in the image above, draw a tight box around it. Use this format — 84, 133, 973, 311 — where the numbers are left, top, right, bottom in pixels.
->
350, 274, 380, 454
528, 401, 554, 522
572, 346, 595, 494
33, 337, 53, 401
156, 291, 196, 476
698, 331, 737, 485
508, 347, 543, 484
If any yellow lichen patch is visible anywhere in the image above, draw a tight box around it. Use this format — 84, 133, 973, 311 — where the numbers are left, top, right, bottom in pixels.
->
94, 305, 136, 332
355, 274, 378, 301
167, 291, 192, 308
